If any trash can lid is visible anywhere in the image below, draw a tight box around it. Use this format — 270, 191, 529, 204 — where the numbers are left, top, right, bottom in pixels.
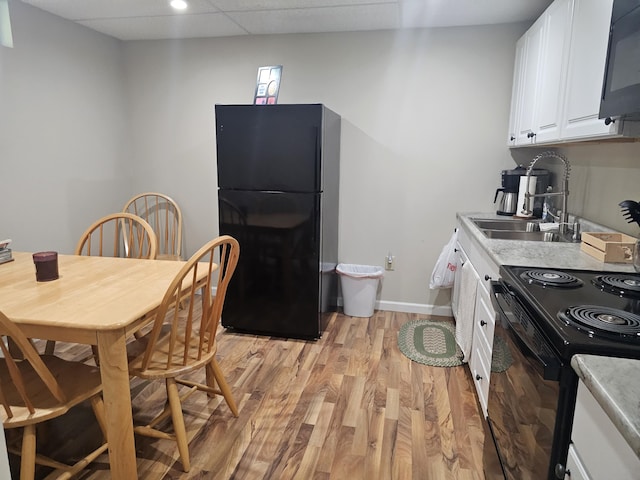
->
336, 263, 384, 278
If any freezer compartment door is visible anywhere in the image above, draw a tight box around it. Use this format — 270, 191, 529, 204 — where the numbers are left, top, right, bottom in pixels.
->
218, 190, 324, 338
215, 104, 323, 192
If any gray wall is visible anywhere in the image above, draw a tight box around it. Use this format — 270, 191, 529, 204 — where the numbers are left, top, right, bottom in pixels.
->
0, 1, 130, 253
123, 26, 525, 312
4, 1, 640, 314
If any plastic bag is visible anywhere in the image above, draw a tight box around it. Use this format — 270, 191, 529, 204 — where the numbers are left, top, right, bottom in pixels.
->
429, 229, 458, 289
336, 264, 384, 279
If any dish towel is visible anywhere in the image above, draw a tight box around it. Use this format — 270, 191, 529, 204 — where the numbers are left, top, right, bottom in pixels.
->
455, 261, 477, 363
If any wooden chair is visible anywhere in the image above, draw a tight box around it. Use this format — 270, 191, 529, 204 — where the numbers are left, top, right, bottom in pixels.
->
123, 193, 183, 261
0, 311, 108, 480
44, 213, 158, 356
74, 212, 158, 259
126, 235, 240, 472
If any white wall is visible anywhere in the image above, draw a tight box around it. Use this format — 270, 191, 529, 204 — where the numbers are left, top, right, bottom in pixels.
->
0, 0, 129, 253
123, 26, 525, 310
559, 142, 640, 236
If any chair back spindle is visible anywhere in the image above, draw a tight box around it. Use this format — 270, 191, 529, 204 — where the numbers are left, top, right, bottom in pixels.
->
75, 212, 158, 259
123, 193, 183, 261
137, 236, 238, 374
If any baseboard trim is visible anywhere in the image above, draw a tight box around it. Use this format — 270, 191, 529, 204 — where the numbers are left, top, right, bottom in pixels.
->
337, 297, 452, 317
376, 300, 452, 317
215, 287, 453, 318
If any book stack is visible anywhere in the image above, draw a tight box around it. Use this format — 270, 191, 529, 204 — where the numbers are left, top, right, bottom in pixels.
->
0, 239, 13, 265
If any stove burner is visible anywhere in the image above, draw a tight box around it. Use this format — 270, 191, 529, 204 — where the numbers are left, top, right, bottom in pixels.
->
593, 274, 640, 298
520, 269, 583, 288
559, 305, 640, 340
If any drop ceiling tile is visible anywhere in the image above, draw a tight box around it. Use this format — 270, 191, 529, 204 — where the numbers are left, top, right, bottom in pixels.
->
78, 13, 247, 40
209, 0, 396, 12
400, 0, 553, 28
228, 4, 400, 35
23, 0, 220, 20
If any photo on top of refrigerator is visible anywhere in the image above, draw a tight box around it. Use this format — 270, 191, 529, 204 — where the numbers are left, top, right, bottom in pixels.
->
215, 104, 340, 339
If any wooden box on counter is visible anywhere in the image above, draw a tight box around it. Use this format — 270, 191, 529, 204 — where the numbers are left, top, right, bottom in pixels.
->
580, 232, 637, 263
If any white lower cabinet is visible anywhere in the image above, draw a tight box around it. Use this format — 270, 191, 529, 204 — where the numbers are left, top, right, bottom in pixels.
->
469, 285, 495, 417
451, 239, 468, 321
453, 224, 499, 417
565, 444, 590, 480
567, 382, 640, 479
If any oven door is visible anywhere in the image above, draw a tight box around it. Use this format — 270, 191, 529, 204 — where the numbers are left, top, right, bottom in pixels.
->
485, 280, 563, 480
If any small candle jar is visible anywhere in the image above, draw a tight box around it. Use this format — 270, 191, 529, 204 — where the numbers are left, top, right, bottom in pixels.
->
33, 251, 59, 282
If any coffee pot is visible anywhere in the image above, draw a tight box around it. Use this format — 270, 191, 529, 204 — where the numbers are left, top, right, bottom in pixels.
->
495, 166, 525, 216
495, 166, 550, 217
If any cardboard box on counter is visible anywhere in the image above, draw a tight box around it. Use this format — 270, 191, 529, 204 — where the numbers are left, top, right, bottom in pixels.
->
580, 232, 637, 263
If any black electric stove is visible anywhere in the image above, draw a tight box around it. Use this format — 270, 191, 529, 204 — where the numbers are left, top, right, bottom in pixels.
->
486, 266, 640, 480
500, 266, 640, 361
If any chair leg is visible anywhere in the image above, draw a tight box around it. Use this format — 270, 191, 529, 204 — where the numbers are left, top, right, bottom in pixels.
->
90, 395, 108, 440
166, 378, 190, 473
90, 345, 100, 366
206, 358, 239, 417
44, 340, 56, 355
20, 424, 36, 480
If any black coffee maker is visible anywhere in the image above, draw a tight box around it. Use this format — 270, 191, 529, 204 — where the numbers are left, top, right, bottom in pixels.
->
495, 166, 550, 217
495, 166, 525, 215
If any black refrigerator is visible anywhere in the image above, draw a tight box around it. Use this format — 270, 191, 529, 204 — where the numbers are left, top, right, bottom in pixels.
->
215, 104, 340, 339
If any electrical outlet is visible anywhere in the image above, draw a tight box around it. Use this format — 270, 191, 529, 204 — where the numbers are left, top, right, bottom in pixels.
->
385, 254, 395, 271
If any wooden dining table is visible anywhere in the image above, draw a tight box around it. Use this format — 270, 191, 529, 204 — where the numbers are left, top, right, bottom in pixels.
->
0, 251, 209, 479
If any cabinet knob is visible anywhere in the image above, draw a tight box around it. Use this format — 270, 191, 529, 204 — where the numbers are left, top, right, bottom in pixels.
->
484, 275, 491, 281
554, 463, 567, 479
604, 116, 616, 126
480, 320, 487, 327
454, 248, 459, 252
475, 374, 482, 381
527, 132, 537, 138
510, 135, 515, 141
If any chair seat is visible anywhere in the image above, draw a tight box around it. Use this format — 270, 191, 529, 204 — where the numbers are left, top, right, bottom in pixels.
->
0, 356, 102, 428
127, 327, 217, 380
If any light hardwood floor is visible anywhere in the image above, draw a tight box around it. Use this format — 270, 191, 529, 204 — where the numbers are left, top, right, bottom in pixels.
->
19, 309, 492, 479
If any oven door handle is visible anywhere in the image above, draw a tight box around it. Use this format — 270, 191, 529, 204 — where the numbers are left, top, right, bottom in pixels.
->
490, 280, 562, 381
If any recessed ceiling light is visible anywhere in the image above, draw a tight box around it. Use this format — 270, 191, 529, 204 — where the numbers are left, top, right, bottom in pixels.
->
170, 0, 188, 10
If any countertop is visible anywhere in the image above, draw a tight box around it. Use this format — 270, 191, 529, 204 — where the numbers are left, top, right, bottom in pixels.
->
456, 212, 637, 273
571, 355, 640, 459
457, 212, 640, 459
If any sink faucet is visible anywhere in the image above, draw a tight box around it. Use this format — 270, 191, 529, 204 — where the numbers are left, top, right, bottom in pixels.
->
521, 151, 571, 236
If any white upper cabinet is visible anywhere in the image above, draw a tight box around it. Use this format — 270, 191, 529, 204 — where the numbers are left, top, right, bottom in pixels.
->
560, 0, 618, 140
535, 0, 573, 143
508, 0, 624, 146
507, 36, 526, 146
514, 15, 545, 145
508, 0, 573, 146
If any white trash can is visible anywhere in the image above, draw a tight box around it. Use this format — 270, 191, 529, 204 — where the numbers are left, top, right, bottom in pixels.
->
336, 264, 384, 317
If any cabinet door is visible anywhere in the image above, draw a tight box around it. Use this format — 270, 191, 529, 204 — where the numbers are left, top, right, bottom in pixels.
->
507, 36, 526, 146
451, 242, 467, 320
565, 445, 590, 480
515, 15, 545, 145
534, 0, 573, 143
470, 286, 495, 418
571, 382, 640, 480
512, 0, 573, 146
561, 0, 618, 140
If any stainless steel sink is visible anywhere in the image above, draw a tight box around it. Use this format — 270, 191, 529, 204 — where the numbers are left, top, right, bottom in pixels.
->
480, 230, 557, 242
470, 218, 539, 231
